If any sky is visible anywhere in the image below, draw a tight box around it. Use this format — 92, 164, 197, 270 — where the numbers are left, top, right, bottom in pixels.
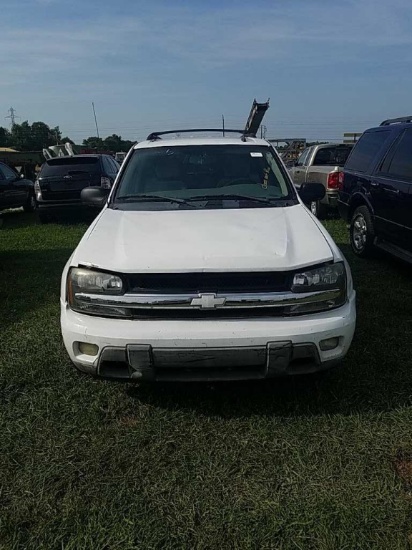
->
2, 0, 412, 143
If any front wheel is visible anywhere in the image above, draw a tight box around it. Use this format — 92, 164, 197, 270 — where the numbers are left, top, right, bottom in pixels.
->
350, 205, 375, 257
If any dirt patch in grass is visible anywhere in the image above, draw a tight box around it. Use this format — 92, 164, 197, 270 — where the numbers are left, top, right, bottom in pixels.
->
393, 449, 412, 490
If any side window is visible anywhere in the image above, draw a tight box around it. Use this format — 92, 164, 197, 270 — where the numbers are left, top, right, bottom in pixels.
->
109, 157, 119, 174
102, 157, 113, 175
379, 128, 412, 181
345, 130, 390, 173
111, 158, 120, 173
296, 148, 310, 166
0, 164, 17, 180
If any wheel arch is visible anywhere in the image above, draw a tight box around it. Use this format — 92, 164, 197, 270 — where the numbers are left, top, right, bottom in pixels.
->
348, 192, 374, 221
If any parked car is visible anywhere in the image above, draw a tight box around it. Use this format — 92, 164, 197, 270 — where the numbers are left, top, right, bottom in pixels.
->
338, 116, 412, 263
35, 154, 120, 223
60, 130, 356, 382
289, 143, 353, 217
0, 161, 36, 213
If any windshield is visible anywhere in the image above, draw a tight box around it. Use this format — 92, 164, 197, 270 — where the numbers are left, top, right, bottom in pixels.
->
113, 145, 296, 208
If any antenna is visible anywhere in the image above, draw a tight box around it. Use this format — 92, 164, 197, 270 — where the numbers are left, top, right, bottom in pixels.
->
5, 107, 20, 127
92, 101, 100, 138
222, 114, 225, 137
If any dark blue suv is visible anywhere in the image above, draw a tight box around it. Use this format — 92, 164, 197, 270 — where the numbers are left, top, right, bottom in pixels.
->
338, 116, 412, 263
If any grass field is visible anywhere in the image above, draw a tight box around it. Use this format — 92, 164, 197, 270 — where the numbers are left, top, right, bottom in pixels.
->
1, 210, 412, 549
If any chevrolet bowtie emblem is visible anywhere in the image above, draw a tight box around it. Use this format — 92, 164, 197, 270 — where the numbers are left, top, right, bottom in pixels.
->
191, 293, 226, 309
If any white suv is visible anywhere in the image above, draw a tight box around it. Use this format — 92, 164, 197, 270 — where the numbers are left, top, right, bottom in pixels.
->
60, 130, 356, 382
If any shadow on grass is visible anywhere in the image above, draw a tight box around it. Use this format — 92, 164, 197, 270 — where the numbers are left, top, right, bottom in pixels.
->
0, 248, 74, 329
0, 208, 98, 230
127, 246, 412, 418
0, 209, 38, 229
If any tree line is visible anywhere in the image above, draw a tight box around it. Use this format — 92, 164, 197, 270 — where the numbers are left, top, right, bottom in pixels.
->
0, 121, 135, 153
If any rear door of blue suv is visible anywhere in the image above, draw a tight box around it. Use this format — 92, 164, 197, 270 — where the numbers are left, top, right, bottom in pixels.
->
371, 127, 412, 252
339, 119, 412, 261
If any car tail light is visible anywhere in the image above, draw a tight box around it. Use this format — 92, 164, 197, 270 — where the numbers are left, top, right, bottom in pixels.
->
327, 172, 340, 189
100, 176, 111, 189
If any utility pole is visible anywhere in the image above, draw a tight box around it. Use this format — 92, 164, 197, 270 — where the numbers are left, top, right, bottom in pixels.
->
222, 114, 225, 137
5, 107, 19, 127
92, 101, 100, 138
260, 124, 267, 139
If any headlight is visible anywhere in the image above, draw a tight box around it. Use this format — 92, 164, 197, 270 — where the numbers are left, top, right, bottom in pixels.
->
289, 262, 346, 314
67, 268, 127, 317
34, 180, 42, 200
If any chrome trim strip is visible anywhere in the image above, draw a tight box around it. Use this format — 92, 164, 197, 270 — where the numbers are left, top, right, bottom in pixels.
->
74, 289, 342, 310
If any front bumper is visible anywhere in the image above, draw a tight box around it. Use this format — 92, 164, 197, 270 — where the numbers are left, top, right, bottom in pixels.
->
61, 291, 356, 381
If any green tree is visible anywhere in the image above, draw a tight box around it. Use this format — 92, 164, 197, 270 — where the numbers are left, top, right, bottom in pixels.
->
0, 127, 11, 147
10, 121, 32, 150
60, 136, 75, 144
83, 135, 135, 152
103, 134, 123, 152
82, 137, 105, 150
9, 121, 63, 150
120, 139, 134, 152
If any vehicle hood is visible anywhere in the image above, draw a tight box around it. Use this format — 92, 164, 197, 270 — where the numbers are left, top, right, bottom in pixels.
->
72, 205, 334, 273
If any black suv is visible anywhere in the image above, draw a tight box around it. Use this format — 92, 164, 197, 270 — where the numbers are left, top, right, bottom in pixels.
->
338, 116, 412, 263
35, 154, 119, 223
0, 162, 35, 213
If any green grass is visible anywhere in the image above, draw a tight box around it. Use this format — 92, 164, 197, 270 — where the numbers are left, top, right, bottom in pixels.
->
1, 210, 412, 549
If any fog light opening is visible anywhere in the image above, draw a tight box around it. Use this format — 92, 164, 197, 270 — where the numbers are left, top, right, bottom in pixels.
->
78, 342, 99, 356
319, 337, 340, 352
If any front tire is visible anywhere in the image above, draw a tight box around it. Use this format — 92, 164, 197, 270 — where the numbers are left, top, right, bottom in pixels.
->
350, 205, 375, 257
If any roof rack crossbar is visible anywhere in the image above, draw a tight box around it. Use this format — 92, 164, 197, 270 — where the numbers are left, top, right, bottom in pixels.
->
380, 116, 412, 126
146, 129, 245, 141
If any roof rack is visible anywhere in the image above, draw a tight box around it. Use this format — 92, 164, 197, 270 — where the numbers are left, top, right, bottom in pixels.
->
147, 98, 270, 141
146, 129, 244, 141
380, 116, 412, 126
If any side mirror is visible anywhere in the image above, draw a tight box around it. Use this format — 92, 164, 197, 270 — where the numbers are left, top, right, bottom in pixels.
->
298, 182, 326, 204
81, 187, 109, 208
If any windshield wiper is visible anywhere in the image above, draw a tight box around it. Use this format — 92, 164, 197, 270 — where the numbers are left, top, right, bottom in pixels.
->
187, 194, 281, 206
116, 194, 197, 207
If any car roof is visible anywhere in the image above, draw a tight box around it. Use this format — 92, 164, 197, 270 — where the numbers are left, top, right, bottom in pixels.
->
46, 154, 102, 162
133, 137, 271, 150
366, 123, 409, 132
366, 117, 412, 133
314, 142, 352, 148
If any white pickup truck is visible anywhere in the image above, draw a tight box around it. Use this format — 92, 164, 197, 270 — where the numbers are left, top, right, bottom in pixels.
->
289, 143, 353, 218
